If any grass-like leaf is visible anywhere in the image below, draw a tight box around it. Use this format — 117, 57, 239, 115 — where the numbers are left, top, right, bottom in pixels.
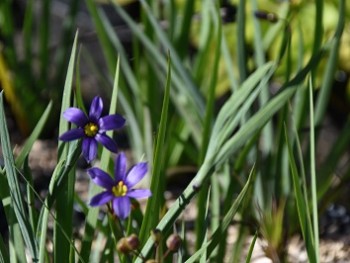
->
0, 93, 38, 259
285, 124, 316, 263
54, 30, 79, 263
0, 91, 39, 261
185, 166, 255, 263
139, 54, 171, 244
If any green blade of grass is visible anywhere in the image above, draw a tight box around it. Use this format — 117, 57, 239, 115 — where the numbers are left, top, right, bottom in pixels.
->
139, 54, 171, 244
0, 91, 39, 260
185, 166, 255, 263
38, 159, 65, 263
54, 31, 78, 263
214, 46, 326, 167
245, 231, 258, 263
285, 124, 316, 263
309, 78, 319, 263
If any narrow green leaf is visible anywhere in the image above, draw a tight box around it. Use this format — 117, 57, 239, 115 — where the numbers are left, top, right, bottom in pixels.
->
0, 91, 39, 261
139, 54, 171, 243
285, 124, 316, 263
55, 31, 79, 263
38, 159, 64, 263
185, 167, 255, 263
245, 231, 258, 263
309, 78, 319, 263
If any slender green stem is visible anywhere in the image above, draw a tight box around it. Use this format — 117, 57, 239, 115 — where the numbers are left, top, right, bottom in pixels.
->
309, 79, 319, 263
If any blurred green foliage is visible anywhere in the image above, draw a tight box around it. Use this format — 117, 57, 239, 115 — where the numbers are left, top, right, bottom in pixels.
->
0, 0, 79, 135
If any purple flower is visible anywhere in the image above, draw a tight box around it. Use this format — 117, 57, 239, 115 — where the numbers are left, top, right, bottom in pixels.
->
88, 153, 152, 219
59, 96, 125, 162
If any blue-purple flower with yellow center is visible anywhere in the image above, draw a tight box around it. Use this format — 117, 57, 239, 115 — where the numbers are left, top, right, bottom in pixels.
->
59, 96, 125, 162
88, 153, 152, 219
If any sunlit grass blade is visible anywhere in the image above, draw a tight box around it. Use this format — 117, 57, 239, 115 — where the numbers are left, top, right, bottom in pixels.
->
80, 57, 121, 262
15, 101, 53, 168
0, 91, 39, 261
54, 31, 78, 263
185, 166, 255, 263
309, 78, 319, 263
139, 54, 171, 244
214, 46, 325, 167
210, 64, 275, 157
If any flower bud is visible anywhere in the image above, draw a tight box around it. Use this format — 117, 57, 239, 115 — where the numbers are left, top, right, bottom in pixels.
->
116, 234, 140, 254
166, 234, 182, 252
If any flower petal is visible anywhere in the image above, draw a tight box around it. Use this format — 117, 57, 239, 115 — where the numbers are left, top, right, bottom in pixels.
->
59, 128, 84, 141
113, 197, 131, 220
98, 114, 126, 132
127, 189, 152, 199
114, 153, 127, 182
95, 133, 118, 153
90, 191, 114, 206
82, 138, 98, 162
88, 167, 115, 189
89, 96, 103, 122
125, 162, 148, 188
63, 108, 88, 127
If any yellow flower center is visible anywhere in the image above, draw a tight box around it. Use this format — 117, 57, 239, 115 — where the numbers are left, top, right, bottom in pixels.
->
84, 122, 99, 137
112, 181, 128, 197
